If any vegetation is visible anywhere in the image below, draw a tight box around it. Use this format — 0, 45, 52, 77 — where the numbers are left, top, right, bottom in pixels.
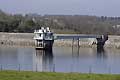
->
1, 9, 120, 34
0, 70, 120, 80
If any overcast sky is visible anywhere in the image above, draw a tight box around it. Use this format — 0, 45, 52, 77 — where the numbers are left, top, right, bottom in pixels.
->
0, 0, 120, 16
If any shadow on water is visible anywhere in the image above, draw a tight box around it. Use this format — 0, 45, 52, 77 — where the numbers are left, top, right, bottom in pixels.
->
35, 49, 54, 72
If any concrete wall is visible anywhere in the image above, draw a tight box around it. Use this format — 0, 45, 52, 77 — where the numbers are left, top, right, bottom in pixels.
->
0, 33, 120, 48
0, 33, 35, 47
105, 36, 120, 48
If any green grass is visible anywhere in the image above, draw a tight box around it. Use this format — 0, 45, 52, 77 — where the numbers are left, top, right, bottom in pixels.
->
0, 70, 120, 80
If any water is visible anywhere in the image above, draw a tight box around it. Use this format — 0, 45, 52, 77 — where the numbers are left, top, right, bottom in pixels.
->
0, 46, 120, 74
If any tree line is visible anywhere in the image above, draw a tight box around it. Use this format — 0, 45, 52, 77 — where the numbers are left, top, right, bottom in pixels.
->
0, 10, 120, 35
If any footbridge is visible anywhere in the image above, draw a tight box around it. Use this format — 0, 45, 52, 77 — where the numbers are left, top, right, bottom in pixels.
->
54, 34, 108, 48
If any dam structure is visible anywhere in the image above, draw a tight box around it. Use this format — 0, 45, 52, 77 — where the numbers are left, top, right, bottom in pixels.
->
0, 28, 108, 49
33, 27, 108, 49
55, 34, 108, 48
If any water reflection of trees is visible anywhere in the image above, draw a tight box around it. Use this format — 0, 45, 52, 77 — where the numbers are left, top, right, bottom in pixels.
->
35, 49, 54, 72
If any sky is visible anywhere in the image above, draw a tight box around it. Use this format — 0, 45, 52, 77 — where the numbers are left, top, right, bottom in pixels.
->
0, 0, 120, 16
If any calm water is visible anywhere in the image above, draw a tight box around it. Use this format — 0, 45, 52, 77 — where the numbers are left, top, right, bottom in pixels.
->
0, 46, 120, 74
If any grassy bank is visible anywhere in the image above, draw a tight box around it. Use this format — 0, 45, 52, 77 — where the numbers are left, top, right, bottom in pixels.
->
0, 71, 120, 80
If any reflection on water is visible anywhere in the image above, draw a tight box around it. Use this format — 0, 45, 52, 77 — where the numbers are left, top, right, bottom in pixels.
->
0, 46, 120, 74
72, 46, 79, 58
97, 46, 107, 60
35, 49, 53, 72
0, 47, 34, 71
0, 47, 54, 72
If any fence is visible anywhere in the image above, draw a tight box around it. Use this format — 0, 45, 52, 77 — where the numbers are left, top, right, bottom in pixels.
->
0, 64, 55, 72
0, 64, 119, 74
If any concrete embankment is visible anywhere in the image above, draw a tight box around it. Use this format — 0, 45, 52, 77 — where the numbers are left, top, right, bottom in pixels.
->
0, 33, 120, 48
0, 33, 35, 47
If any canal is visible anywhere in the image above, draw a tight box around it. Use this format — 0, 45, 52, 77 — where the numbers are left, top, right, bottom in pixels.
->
0, 46, 120, 74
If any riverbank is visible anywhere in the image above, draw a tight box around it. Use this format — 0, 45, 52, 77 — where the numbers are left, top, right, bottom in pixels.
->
0, 33, 35, 47
0, 32, 120, 48
0, 70, 120, 80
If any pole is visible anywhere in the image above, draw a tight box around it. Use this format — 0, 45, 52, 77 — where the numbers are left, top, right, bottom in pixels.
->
78, 38, 79, 48
89, 66, 92, 74
18, 64, 20, 71
72, 38, 74, 48
1, 65, 2, 71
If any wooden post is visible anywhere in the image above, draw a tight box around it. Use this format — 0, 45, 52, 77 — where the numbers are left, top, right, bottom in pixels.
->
18, 64, 20, 71
1, 65, 2, 71
36, 63, 37, 72
108, 66, 111, 74
89, 66, 92, 74
53, 64, 55, 72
